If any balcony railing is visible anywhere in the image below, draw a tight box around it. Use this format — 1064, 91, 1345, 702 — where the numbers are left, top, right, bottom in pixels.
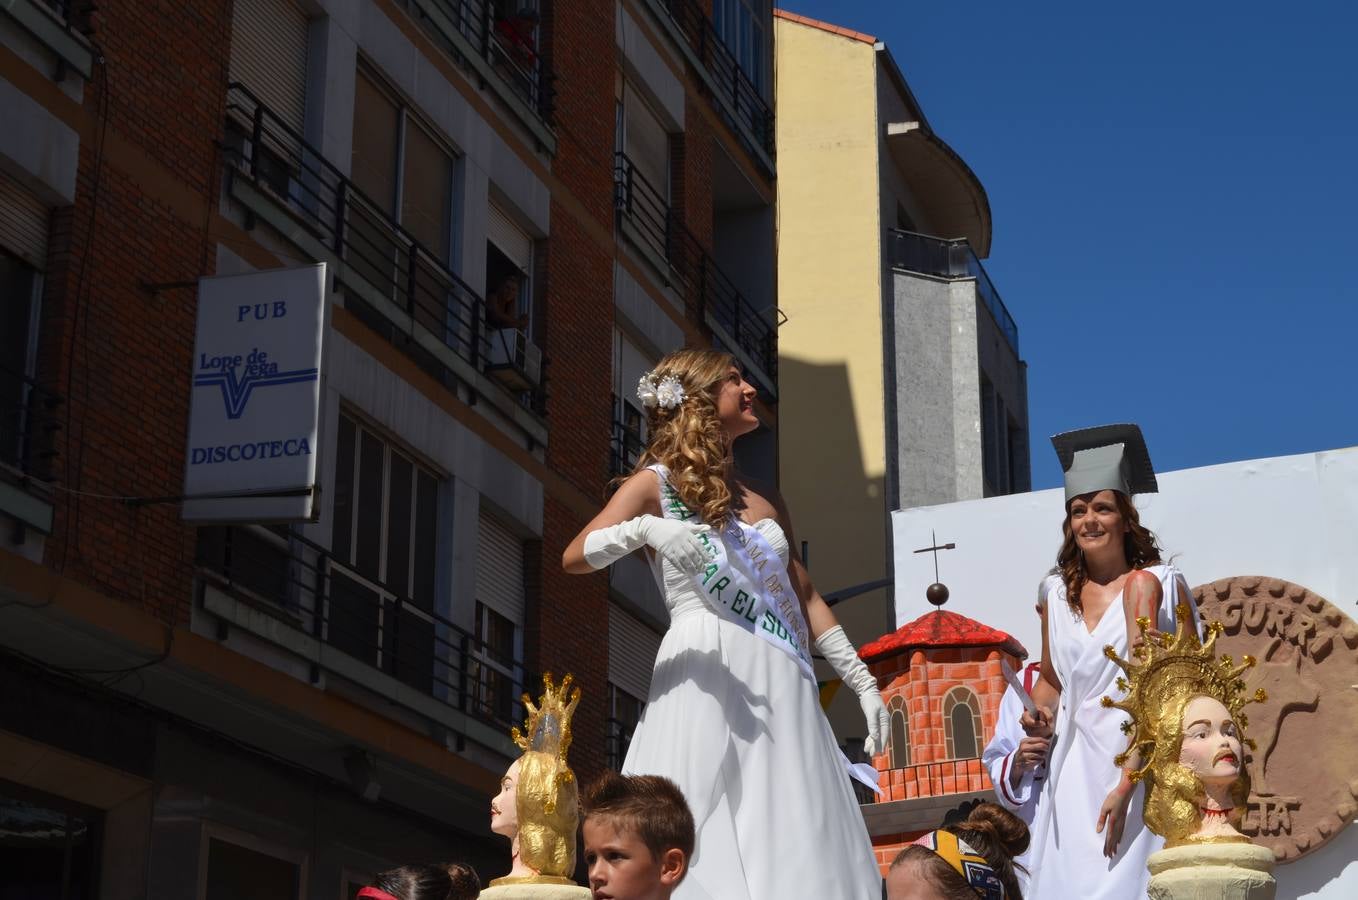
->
223, 83, 546, 416
874, 756, 990, 802
0, 362, 62, 487
887, 229, 1020, 356
655, 0, 774, 159
401, 1, 555, 137
614, 152, 778, 395
196, 525, 526, 734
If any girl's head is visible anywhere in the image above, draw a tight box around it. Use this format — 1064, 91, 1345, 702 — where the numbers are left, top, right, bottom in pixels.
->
1056, 488, 1162, 610
633, 348, 758, 524
886, 803, 1028, 900
361, 863, 480, 900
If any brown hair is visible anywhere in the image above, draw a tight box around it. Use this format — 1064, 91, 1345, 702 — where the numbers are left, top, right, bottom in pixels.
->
366, 863, 480, 900
1056, 491, 1163, 612
630, 348, 739, 525
889, 803, 1029, 900
582, 771, 696, 863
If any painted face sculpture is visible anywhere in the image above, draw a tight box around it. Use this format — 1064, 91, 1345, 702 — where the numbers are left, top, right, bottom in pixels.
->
489, 674, 583, 887
1103, 606, 1265, 847
1178, 696, 1243, 786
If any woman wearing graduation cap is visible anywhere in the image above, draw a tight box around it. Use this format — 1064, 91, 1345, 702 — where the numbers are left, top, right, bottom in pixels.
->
1019, 424, 1200, 900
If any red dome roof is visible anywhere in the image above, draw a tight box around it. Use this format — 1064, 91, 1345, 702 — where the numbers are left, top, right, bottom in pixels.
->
858, 609, 1027, 663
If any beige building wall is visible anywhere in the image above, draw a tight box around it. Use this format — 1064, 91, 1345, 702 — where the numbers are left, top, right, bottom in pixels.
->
774, 16, 894, 740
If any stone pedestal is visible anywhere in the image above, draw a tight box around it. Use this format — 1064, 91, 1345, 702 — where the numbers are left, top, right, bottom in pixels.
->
1147, 842, 1277, 900
479, 884, 591, 900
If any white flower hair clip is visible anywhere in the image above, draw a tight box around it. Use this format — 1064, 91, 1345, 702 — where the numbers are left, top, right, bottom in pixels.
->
637, 372, 686, 411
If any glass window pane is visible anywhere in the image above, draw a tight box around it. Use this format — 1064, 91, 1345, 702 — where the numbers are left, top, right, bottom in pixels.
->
0, 791, 99, 900
333, 414, 356, 563
206, 838, 299, 900
400, 121, 453, 264
413, 471, 438, 610
386, 452, 413, 596
355, 428, 385, 580
351, 73, 400, 217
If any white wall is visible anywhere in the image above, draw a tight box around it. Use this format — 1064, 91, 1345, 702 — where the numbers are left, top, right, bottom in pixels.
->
891, 444, 1358, 899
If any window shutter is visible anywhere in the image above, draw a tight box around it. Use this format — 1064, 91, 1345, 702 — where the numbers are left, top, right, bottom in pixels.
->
608, 602, 662, 702
229, 0, 310, 137
476, 511, 525, 623
488, 204, 532, 270
624, 89, 669, 201
0, 172, 49, 269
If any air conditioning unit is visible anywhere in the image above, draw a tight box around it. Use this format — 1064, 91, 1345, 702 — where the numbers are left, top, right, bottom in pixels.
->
487, 328, 542, 391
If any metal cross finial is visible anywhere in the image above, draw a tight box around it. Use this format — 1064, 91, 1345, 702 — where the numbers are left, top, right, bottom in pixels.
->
912, 530, 956, 583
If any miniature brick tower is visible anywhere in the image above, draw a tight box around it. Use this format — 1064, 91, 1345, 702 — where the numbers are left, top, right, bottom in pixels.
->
855, 579, 1029, 875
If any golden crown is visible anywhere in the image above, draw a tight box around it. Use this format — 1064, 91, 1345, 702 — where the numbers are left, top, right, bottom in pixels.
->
512, 672, 581, 767
1101, 604, 1266, 782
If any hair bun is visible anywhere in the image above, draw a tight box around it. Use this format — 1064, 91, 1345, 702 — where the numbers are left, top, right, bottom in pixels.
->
964, 802, 1030, 859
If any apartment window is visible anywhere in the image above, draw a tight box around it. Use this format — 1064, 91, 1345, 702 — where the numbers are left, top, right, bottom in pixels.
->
980, 373, 1014, 496
0, 782, 101, 900
330, 411, 440, 693
887, 695, 911, 769
351, 69, 456, 264
204, 833, 304, 900
606, 683, 644, 771
1, 249, 43, 473
473, 511, 526, 724
195, 524, 295, 609
229, 0, 310, 136
714, 0, 770, 94
471, 601, 518, 724
612, 331, 654, 477
485, 204, 533, 333
942, 687, 983, 760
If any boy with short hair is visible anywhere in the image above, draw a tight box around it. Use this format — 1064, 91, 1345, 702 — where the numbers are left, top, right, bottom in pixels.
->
581, 771, 694, 900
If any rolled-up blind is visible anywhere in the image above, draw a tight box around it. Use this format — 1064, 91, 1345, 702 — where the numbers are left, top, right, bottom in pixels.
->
476, 510, 525, 623
229, 0, 310, 136
0, 172, 49, 269
488, 203, 532, 270
608, 602, 662, 701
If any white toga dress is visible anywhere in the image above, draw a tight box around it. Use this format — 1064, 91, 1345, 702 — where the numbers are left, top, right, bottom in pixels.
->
1027, 564, 1199, 900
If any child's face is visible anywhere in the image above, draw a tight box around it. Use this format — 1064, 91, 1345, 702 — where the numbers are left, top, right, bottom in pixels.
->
582, 818, 683, 900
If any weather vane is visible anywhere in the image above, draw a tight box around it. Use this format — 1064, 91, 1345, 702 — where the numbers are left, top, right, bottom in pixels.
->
913, 529, 956, 607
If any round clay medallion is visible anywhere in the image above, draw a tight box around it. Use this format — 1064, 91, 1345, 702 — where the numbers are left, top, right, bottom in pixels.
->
1194, 576, 1358, 863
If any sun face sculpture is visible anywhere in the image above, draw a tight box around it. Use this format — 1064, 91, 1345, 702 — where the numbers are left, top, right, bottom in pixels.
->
1102, 606, 1267, 847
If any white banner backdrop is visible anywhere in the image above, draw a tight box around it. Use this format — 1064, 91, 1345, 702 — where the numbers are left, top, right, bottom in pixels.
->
182, 264, 326, 522
892, 444, 1358, 899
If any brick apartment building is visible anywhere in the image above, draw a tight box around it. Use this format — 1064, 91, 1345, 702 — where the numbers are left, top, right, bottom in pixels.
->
0, 0, 778, 894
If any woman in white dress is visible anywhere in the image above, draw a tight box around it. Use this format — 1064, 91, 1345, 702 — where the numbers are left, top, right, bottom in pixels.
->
563, 349, 886, 900
1021, 424, 1200, 899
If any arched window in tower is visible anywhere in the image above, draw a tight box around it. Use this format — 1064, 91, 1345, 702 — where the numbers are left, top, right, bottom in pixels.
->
887, 695, 910, 768
942, 687, 983, 759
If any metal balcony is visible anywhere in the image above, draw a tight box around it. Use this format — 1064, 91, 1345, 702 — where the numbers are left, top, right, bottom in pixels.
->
614, 151, 778, 398
223, 83, 548, 431
401, 0, 556, 152
650, 0, 774, 167
887, 228, 1020, 355
196, 525, 526, 736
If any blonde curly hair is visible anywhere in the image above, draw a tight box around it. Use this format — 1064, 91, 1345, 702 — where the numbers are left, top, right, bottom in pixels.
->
632, 348, 739, 525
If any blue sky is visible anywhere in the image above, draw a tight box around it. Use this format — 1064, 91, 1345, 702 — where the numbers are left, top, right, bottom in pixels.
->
782, 0, 1358, 489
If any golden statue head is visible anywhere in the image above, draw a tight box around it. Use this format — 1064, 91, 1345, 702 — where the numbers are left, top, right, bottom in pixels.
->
490, 673, 582, 886
1102, 606, 1266, 847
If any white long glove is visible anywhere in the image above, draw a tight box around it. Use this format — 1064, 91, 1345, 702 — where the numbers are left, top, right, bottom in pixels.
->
582, 514, 712, 575
816, 625, 890, 757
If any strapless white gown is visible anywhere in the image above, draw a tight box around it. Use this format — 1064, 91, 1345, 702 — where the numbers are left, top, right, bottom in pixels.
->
622, 516, 882, 899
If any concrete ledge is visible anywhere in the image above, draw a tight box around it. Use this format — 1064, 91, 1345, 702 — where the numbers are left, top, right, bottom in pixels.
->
0, 478, 53, 533
202, 583, 518, 759
1, 0, 93, 79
